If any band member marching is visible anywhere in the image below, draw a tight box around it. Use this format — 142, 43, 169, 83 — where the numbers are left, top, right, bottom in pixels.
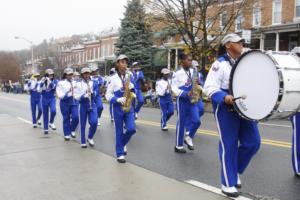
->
74, 67, 98, 148
155, 68, 174, 131
203, 34, 260, 197
171, 53, 201, 154
131, 62, 144, 119
38, 69, 58, 134
90, 66, 104, 126
184, 60, 205, 150
56, 68, 79, 141
290, 113, 300, 177
105, 55, 136, 163
24, 72, 42, 128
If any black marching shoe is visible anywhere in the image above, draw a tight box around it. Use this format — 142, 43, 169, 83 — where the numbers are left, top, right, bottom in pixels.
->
37, 120, 42, 126
221, 185, 239, 198
235, 176, 242, 189
71, 132, 76, 138
295, 173, 300, 178
64, 136, 70, 141
117, 156, 126, 163
184, 136, 194, 151
33, 124, 37, 128
124, 146, 127, 155
44, 130, 49, 135
174, 146, 186, 154
161, 126, 168, 131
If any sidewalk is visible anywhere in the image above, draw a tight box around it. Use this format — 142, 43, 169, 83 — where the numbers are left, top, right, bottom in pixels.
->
0, 114, 227, 200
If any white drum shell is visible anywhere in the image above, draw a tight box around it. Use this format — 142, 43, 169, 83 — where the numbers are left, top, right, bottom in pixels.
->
231, 50, 300, 121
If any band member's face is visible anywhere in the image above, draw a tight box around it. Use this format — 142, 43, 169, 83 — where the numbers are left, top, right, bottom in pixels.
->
226, 42, 244, 55
49, 74, 54, 79
91, 71, 98, 76
36, 75, 40, 80
82, 73, 90, 80
182, 56, 192, 68
118, 59, 128, 72
66, 74, 73, 80
163, 74, 170, 79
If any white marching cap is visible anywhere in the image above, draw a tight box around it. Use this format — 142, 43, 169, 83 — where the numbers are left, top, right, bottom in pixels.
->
45, 69, 54, 75
221, 33, 245, 46
64, 68, 74, 75
161, 68, 171, 74
81, 67, 91, 74
117, 54, 129, 62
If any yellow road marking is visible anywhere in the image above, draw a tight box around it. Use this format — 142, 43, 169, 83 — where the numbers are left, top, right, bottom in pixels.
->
0, 95, 292, 149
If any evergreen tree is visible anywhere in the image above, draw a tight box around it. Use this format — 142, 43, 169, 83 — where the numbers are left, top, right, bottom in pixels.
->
115, 0, 152, 68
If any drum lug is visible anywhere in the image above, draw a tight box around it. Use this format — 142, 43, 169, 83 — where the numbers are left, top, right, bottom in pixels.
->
285, 90, 300, 94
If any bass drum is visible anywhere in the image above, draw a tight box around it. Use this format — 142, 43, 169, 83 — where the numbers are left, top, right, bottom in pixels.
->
229, 50, 300, 121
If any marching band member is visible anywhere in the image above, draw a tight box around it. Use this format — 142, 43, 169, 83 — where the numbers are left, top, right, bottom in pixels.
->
290, 113, 300, 177
25, 72, 42, 128
74, 67, 98, 148
105, 55, 136, 163
131, 62, 144, 119
203, 33, 260, 197
38, 69, 58, 135
184, 60, 205, 150
90, 66, 104, 126
155, 68, 174, 131
56, 68, 79, 141
171, 53, 201, 154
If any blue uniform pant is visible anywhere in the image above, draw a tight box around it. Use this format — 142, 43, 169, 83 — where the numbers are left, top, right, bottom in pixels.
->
185, 100, 204, 138
158, 99, 174, 128
134, 89, 144, 114
95, 95, 103, 119
30, 97, 42, 124
291, 113, 300, 174
79, 102, 97, 144
113, 104, 136, 157
42, 98, 56, 131
175, 98, 200, 147
214, 104, 260, 187
60, 101, 79, 137
109, 101, 114, 120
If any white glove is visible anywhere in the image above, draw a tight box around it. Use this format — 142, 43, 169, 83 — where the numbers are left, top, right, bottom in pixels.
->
117, 97, 126, 105
67, 91, 72, 97
84, 93, 90, 98
129, 83, 134, 90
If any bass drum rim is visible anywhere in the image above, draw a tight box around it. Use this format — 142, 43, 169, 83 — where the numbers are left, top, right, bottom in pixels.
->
229, 49, 284, 121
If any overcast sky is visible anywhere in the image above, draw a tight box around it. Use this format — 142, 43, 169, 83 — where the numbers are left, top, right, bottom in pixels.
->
0, 0, 128, 51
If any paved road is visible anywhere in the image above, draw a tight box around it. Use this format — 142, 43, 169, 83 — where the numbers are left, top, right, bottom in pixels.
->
0, 93, 299, 200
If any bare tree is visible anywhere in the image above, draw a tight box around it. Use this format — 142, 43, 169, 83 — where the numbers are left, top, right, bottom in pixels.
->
146, 0, 252, 69
0, 52, 21, 82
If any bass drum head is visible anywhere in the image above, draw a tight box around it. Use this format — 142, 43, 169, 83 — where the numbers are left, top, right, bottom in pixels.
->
230, 50, 280, 121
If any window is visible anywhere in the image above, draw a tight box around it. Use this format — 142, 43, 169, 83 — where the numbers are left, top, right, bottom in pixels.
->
206, 18, 213, 29
296, 0, 300, 18
193, 21, 199, 34
235, 15, 243, 32
272, 0, 282, 24
253, 5, 261, 27
220, 12, 228, 29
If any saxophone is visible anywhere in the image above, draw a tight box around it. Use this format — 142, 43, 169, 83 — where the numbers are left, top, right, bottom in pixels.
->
122, 71, 135, 113
190, 67, 202, 104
